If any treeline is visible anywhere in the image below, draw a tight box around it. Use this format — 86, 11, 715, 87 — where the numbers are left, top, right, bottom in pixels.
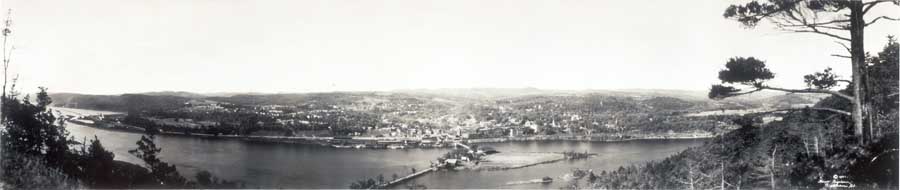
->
1, 88, 241, 189
49, 93, 192, 113
124, 108, 377, 136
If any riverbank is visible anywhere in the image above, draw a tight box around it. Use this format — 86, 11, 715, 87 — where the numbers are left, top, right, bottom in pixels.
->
465, 133, 716, 144
71, 120, 715, 150
57, 107, 717, 149
66, 120, 333, 146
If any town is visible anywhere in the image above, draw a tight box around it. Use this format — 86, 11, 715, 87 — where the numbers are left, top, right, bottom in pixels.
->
51, 90, 820, 150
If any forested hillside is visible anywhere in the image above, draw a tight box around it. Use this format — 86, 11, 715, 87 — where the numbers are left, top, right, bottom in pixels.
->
576, 36, 900, 190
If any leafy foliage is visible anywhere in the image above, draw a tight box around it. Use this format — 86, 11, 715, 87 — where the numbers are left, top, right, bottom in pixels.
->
804, 67, 840, 89
708, 85, 742, 100
129, 131, 187, 187
723, 0, 853, 28
867, 36, 899, 114
81, 136, 116, 187
2, 87, 70, 164
708, 57, 775, 99
718, 57, 774, 86
348, 177, 379, 189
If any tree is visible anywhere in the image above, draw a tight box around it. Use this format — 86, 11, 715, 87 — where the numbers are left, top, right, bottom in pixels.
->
1, 87, 81, 189
1, 87, 71, 167
1, 9, 13, 121
195, 170, 213, 187
84, 136, 116, 187
128, 129, 186, 187
718, 0, 900, 145
709, 57, 854, 116
865, 36, 899, 137
673, 154, 709, 190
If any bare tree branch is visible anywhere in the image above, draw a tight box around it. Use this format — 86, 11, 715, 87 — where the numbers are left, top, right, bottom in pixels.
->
863, 0, 899, 14
756, 107, 851, 116
866, 16, 900, 26
728, 88, 764, 97
779, 22, 850, 30
816, 25, 851, 30
759, 85, 854, 101
831, 54, 852, 59
805, 19, 851, 26
804, 107, 852, 116
835, 41, 852, 54
864, 0, 897, 5
788, 28, 851, 41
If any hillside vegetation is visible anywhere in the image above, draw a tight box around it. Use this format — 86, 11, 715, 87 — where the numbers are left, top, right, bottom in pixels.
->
568, 37, 900, 189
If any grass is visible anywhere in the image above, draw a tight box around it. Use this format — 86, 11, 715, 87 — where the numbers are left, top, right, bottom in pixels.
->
1, 153, 82, 189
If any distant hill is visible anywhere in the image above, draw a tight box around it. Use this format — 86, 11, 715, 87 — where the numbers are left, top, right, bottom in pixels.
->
138, 91, 208, 98
754, 93, 829, 109
49, 93, 126, 111
395, 87, 562, 99
49, 88, 826, 114
120, 94, 192, 113
206, 92, 372, 106
49, 93, 193, 112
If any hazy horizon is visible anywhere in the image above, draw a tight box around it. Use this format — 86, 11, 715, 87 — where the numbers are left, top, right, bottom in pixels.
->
50, 87, 705, 96
3, 0, 898, 94
48, 88, 812, 100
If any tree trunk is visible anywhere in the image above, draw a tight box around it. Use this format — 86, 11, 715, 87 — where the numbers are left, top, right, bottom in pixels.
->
849, 1, 868, 145
720, 162, 726, 190
814, 136, 819, 155
770, 146, 778, 190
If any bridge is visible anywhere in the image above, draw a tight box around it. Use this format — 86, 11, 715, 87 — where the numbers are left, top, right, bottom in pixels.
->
453, 142, 472, 151
374, 167, 437, 189
368, 142, 471, 189
375, 142, 472, 189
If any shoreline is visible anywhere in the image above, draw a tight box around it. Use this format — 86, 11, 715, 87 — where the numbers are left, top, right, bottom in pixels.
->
68, 120, 714, 149
57, 107, 716, 149
465, 134, 715, 144
66, 120, 331, 145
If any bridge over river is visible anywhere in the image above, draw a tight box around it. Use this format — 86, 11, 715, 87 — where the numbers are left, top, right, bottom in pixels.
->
373, 142, 472, 189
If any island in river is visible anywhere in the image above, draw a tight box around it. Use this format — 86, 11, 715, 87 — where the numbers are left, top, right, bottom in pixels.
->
472, 152, 567, 171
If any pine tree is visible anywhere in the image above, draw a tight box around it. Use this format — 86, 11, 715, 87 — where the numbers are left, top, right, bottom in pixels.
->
717, 0, 900, 145
129, 129, 186, 187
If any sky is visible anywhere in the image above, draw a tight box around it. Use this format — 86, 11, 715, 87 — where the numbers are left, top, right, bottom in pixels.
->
1, 0, 898, 95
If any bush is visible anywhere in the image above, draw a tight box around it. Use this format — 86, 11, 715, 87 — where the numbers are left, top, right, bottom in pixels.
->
1, 153, 81, 189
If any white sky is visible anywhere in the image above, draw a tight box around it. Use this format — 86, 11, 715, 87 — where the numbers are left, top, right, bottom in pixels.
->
2, 0, 898, 94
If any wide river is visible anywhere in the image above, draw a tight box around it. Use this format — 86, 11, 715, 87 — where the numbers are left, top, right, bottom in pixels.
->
66, 122, 705, 189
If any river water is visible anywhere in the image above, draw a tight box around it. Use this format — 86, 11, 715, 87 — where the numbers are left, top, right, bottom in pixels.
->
65, 122, 705, 189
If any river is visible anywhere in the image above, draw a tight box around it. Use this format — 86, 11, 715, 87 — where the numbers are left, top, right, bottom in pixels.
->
65, 122, 705, 189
